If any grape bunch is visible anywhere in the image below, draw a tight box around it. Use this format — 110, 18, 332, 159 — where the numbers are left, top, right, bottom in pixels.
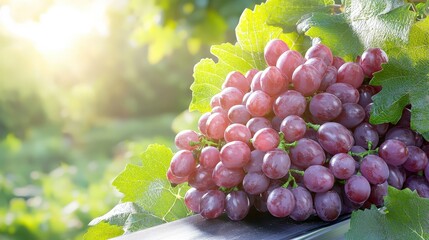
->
167, 39, 429, 222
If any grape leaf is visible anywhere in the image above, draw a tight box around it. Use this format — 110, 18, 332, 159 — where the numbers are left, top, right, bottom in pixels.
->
370, 17, 429, 139
87, 202, 164, 235
112, 144, 190, 222
85, 144, 190, 238
298, 0, 415, 61
346, 187, 429, 240
189, 3, 308, 113
265, 0, 333, 32
83, 222, 124, 240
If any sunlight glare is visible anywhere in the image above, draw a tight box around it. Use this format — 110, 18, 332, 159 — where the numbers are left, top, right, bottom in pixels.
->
0, 3, 108, 54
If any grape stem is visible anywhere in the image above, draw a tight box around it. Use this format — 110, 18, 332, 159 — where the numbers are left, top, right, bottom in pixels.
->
282, 169, 304, 189
277, 132, 298, 152
306, 122, 321, 131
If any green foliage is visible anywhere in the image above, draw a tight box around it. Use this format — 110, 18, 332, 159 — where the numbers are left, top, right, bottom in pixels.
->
86, 144, 190, 239
130, 0, 265, 63
370, 17, 429, 139
346, 187, 429, 240
298, 0, 415, 60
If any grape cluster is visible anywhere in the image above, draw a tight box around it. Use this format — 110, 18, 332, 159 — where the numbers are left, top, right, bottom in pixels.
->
167, 39, 429, 222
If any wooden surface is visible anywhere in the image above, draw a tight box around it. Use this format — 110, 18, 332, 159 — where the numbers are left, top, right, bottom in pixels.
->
113, 210, 350, 240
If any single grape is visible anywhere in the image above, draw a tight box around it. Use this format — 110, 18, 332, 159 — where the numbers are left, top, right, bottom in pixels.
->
305, 43, 333, 66
228, 105, 251, 125
224, 123, 251, 144
253, 193, 268, 213
170, 150, 196, 177
211, 106, 227, 115
303, 165, 334, 193
199, 146, 220, 169
225, 191, 250, 221
280, 115, 307, 142
267, 187, 296, 217
210, 93, 221, 108
360, 155, 389, 184
358, 86, 376, 108
243, 172, 270, 194
329, 153, 356, 180
403, 146, 428, 172
344, 175, 371, 204
262, 149, 291, 179
198, 112, 210, 135
273, 90, 307, 118
220, 141, 251, 169
359, 48, 388, 77
385, 126, 416, 146
244, 150, 266, 173
276, 50, 305, 81
332, 56, 345, 70
292, 64, 322, 96
206, 112, 230, 140
222, 71, 249, 94
290, 138, 326, 169
317, 122, 354, 155
387, 165, 406, 189
304, 57, 328, 76
334, 103, 365, 129
326, 83, 359, 104
319, 66, 337, 91
264, 39, 289, 66
185, 188, 207, 213
271, 116, 283, 132
246, 90, 272, 117
219, 87, 244, 111
353, 122, 379, 150
166, 167, 188, 185
337, 62, 364, 88
200, 190, 226, 219
368, 181, 388, 207
404, 175, 429, 198
246, 117, 272, 136
309, 92, 342, 121
260, 66, 287, 96
378, 139, 408, 166
252, 128, 280, 152
188, 165, 217, 190
175, 130, 200, 151
250, 71, 263, 91
314, 190, 342, 221
245, 69, 259, 85
290, 186, 314, 221
212, 162, 245, 188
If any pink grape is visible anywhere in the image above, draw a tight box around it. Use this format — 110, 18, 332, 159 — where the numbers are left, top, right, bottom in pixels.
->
264, 39, 289, 66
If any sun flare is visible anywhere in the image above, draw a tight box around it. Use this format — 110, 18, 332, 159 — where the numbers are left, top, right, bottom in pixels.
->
0, 3, 108, 54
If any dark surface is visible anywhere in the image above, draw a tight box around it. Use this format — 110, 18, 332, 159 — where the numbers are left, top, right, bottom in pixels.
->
113, 210, 350, 240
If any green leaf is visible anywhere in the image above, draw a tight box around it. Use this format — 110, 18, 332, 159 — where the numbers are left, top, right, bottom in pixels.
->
83, 222, 124, 240
88, 202, 164, 234
346, 187, 429, 240
265, 0, 332, 32
112, 144, 190, 222
299, 0, 415, 60
189, 3, 307, 113
370, 18, 429, 138
298, 13, 361, 61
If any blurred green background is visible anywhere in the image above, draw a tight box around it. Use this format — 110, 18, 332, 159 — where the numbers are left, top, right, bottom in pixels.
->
0, 0, 263, 239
